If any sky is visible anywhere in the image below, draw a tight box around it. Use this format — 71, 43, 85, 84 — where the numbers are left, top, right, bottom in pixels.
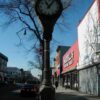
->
0, 0, 94, 78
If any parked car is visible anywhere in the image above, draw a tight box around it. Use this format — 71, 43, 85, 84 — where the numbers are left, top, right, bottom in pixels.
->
15, 83, 25, 89
20, 81, 40, 97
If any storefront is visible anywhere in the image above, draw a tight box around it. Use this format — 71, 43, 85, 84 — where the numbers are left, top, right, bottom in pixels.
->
54, 46, 70, 85
62, 41, 79, 90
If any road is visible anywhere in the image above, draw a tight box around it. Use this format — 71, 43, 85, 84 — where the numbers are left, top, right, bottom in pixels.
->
0, 85, 100, 100
0, 84, 38, 100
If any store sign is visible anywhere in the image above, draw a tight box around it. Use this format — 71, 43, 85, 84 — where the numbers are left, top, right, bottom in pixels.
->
63, 51, 74, 68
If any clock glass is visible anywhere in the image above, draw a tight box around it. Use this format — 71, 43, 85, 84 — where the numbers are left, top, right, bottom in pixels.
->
37, 0, 60, 15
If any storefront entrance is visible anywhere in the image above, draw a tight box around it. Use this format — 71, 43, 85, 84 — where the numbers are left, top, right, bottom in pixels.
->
64, 70, 79, 90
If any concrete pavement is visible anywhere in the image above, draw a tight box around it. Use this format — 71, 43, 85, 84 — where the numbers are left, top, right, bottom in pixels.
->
11, 85, 100, 100
55, 86, 100, 100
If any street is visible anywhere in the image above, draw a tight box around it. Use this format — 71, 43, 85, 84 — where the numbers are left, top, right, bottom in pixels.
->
0, 85, 38, 100
0, 85, 100, 100
0, 92, 36, 100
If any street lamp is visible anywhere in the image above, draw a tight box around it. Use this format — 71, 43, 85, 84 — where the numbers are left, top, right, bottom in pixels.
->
35, 0, 63, 100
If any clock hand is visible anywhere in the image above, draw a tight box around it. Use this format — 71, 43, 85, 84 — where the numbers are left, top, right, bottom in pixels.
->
45, 1, 49, 6
47, 0, 55, 8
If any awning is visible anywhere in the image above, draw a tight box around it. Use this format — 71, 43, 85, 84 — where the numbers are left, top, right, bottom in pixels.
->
62, 66, 76, 74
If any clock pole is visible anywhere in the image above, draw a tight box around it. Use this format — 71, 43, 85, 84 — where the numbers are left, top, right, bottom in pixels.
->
35, 0, 63, 100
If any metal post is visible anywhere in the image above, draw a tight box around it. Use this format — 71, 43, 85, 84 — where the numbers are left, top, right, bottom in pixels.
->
39, 39, 55, 100
42, 39, 51, 85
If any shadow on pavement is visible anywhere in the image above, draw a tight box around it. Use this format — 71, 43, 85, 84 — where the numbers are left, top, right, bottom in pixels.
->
84, 95, 100, 100
0, 84, 16, 95
55, 92, 87, 100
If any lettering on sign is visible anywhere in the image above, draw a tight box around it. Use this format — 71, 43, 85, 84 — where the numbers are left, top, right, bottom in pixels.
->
64, 51, 74, 68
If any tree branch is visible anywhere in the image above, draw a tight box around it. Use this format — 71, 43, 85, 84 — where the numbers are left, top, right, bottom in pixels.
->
25, 4, 42, 42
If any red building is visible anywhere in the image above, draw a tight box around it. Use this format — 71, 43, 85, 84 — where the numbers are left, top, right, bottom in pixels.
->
54, 46, 70, 85
62, 40, 79, 90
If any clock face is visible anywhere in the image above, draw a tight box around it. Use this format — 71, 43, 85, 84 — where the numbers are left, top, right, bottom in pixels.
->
37, 0, 60, 15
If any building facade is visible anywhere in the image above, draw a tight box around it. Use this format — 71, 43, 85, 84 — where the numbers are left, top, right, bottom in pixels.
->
77, 0, 100, 96
54, 46, 70, 85
6, 67, 21, 83
62, 41, 79, 90
0, 53, 8, 81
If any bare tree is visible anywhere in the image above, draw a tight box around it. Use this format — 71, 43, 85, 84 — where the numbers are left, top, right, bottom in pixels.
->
0, 0, 72, 72
83, 11, 100, 64
28, 48, 42, 70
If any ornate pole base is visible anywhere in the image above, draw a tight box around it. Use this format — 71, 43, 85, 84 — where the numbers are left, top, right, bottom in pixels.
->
39, 85, 55, 100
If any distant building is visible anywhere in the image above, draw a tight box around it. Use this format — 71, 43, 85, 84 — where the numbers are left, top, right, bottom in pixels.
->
51, 67, 55, 84
54, 46, 70, 85
6, 67, 21, 82
24, 70, 33, 79
62, 41, 79, 90
0, 53, 8, 81
20, 70, 34, 83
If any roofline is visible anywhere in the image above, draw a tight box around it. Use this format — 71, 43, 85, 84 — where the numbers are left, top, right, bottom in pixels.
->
0, 52, 8, 61
64, 40, 78, 54
56, 45, 70, 52
77, 0, 95, 27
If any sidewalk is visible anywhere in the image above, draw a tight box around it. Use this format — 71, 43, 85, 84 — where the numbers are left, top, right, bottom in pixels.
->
55, 86, 100, 100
